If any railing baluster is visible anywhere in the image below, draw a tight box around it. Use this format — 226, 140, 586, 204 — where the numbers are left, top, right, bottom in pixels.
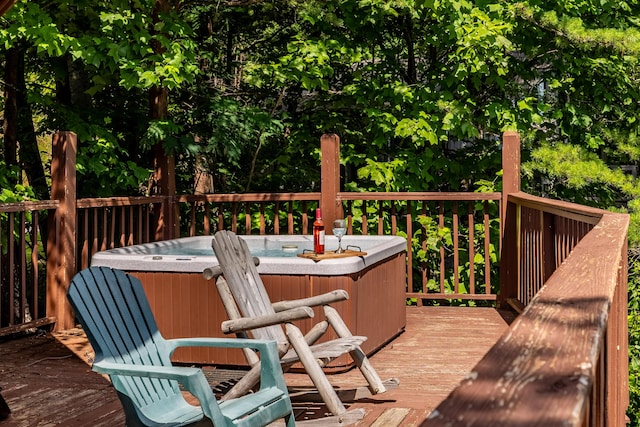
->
32, 211, 39, 319
302, 201, 308, 234
217, 202, 224, 232
189, 201, 197, 237
127, 206, 133, 246
453, 202, 459, 294
421, 202, 428, 300
405, 200, 413, 300
391, 202, 397, 235
231, 203, 238, 233
468, 201, 475, 295
259, 202, 265, 234
119, 206, 125, 246
109, 207, 116, 249
362, 200, 368, 235
203, 202, 211, 235
80, 210, 88, 269
65, 193, 502, 304
245, 202, 251, 234
484, 201, 491, 294
97, 208, 102, 249
20, 211, 26, 324
8, 212, 15, 325
138, 205, 142, 243
439, 202, 445, 294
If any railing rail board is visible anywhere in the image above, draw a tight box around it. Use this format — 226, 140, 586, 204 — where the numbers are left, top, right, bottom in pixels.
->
177, 193, 322, 203
0, 201, 59, 212
338, 191, 502, 201
76, 196, 166, 208
509, 192, 606, 224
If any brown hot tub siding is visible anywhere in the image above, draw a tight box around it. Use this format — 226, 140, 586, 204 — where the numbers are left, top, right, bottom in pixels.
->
130, 252, 406, 369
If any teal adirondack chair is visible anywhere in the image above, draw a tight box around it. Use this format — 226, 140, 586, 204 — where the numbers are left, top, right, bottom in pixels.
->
67, 266, 295, 427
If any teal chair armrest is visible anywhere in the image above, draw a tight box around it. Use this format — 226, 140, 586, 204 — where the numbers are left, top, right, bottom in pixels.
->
166, 338, 286, 391
93, 360, 224, 422
93, 360, 202, 380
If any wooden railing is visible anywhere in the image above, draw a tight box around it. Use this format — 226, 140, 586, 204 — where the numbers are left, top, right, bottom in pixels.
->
0, 201, 58, 335
176, 193, 321, 236
426, 192, 629, 427
0, 130, 629, 424
76, 196, 164, 270
339, 191, 502, 302
0, 188, 501, 336
175, 191, 502, 303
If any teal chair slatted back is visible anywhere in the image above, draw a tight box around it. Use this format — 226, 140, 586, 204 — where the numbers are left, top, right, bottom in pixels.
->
67, 267, 188, 425
68, 267, 295, 427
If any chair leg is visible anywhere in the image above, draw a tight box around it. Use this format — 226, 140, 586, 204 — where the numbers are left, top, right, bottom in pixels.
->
285, 323, 347, 416
222, 363, 262, 400
285, 412, 296, 427
323, 305, 387, 394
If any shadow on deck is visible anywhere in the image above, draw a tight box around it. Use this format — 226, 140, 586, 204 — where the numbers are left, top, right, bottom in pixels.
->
0, 306, 515, 427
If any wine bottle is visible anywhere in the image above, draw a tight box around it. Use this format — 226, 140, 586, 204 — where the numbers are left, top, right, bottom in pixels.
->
313, 208, 325, 254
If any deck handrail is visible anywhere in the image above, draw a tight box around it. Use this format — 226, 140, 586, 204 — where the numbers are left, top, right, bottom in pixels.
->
426, 193, 629, 426
173, 191, 502, 302
0, 201, 59, 336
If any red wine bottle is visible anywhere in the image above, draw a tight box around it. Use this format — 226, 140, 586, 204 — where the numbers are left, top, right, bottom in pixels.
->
313, 208, 325, 254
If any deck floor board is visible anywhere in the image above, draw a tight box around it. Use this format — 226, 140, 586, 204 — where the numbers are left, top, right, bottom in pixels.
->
0, 306, 514, 426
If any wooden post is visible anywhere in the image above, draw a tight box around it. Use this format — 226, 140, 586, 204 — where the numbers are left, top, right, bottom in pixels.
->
499, 131, 521, 309
47, 131, 77, 331
501, 131, 521, 221
0, 0, 17, 16
153, 145, 178, 241
320, 133, 342, 229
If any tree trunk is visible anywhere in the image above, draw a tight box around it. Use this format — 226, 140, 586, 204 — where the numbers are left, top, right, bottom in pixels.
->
4, 47, 19, 177
3, 45, 48, 200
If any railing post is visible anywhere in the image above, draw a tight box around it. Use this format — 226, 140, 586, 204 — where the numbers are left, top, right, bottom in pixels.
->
499, 131, 521, 309
320, 133, 342, 228
153, 145, 178, 241
501, 131, 521, 220
47, 131, 77, 331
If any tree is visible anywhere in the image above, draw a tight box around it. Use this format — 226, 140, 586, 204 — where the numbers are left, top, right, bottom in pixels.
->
0, 0, 199, 198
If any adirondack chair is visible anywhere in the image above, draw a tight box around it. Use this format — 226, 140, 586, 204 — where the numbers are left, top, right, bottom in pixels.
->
204, 230, 398, 425
67, 266, 295, 427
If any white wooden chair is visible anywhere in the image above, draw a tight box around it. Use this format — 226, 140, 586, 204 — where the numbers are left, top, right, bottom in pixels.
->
204, 230, 398, 425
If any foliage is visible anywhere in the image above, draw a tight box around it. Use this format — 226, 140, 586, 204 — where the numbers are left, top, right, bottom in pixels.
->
0, 160, 36, 255
0, 0, 198, 196
2, 0, 640, 204
0, 161, 34, 203
241, 0, 513, 192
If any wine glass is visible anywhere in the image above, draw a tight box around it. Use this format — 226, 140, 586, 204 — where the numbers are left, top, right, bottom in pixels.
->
333, 219, 347, 253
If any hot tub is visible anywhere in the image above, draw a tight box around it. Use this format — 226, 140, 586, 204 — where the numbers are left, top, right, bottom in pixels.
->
91, 234, 407, 369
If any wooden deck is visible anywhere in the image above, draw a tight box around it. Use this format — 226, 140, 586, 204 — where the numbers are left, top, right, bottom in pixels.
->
0, 306, 515, 426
